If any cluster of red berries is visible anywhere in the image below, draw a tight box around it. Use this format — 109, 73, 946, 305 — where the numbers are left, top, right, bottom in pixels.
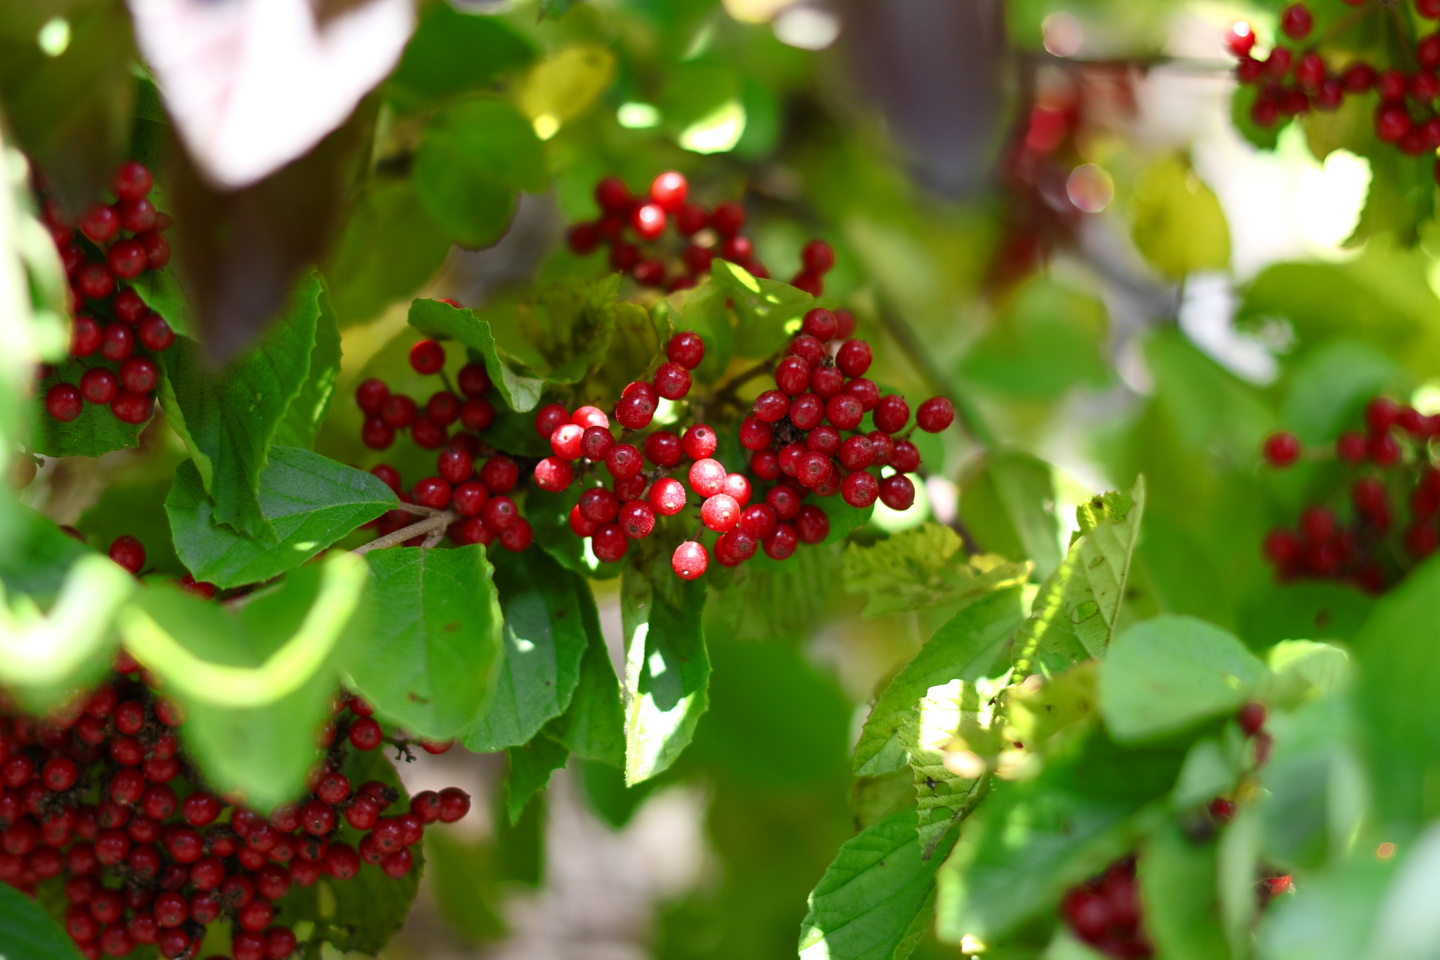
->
1060, 858, 1151, 958
6, 531, 474, 959
1227, 1, 1440, 177
356, 335, 535, 553
1261, 396, 1440, 592
0, 659, 469, 960
565, 171, 837, 295
36, 161, 177, 427
530, 318, 954, 580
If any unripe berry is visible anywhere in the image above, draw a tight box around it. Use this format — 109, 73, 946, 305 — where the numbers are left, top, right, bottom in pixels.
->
672, 541, 709, 579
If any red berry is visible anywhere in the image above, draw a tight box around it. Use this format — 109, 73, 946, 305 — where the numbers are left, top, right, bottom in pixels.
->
80, 204, 120, 243
137, 314, 174, 351
413, 476, 452, 509
616, 393, 656, 430
1369, 432, 1400, 466
632, 203, 666, 241
710, 201, 745, 236
437, 446, 473, 485
653, 361, 692, 400
842, 472, 879, 508
481, 456, 519, 493
534, 403, 569, 438
118, 198, 157, 234
681, 424, 719, 460
1280, 3, 1312, 40
649, 477, 688, 516
581, 425, 616, 461
409, 339, 446, 375
579, 488, 622, 524
701, 494, 741, 532
356, 378, 389, 414
811, 365, 844, 398
753, 389, 791, 423
109, 536, 146, 574
534, 456, 575, 491
649, 171, 689, 212
1365, 396, 1399, 433
1237, 702, 1266, 736
80, 368, 119, 405
825, 394, 864, 431
427, 390, 461, 426
112, 162, 154, 201
452, 481, 489, 517
118, 357, 157, 394
618, 500, 656, 538
482, 496, 518, 532
873, 395, 910, 434
789, 394, 824, 431
689, 458, 727, 497
572, 405, 609, 429
107, 240, 148, 279
836, 339, 873, 377
457, 362, 491, 398
1336, 430, 1367, 463
1263, 431, 1300, 467
348, 717, 383, 750
101, 323, 135, 362
595, 177, 630, 213
916, 397, 956, 433
801, 239, 835, 274
72, 315, 103, 356
362, 417, 395, 450
879, 474, 916, 510
138, 231, 170, 269
795, 505, 830, 544
801, 308, 838, 342
568, 221, 602, 254
604, 443, 643, 480
672, 541, 709, 579
1224, 21, 1256, 57
642, 430, 680, 466
550, 423, 584, 460
460, 398, 495, 432
667, 332, 705, 369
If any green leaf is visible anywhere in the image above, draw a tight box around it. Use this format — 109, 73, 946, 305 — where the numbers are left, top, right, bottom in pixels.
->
934, 731, 1181, 944
387, 6, 534, 112
798, 806, 953, 960
464, 548, 591, 752
274, 281, 341, 449
1138, 822, 1233, 960
423, 830, 508, 942
854, 588, 1027, 776
413, 97, 545, 248
0, 506, 92, 604
1279, 339, 1405, 446
544, 584, 624, 766
130, 261, 195, 338
320, 747, 425, 953
710, 258, 818, 359
1256, 851, 1391, 960
409, 298, 547, 412
322, 180, 452, 328
657, 282, 733, 384
506, 735, 570, 824
622, 567, 710, 785
118, 555, 368, 810
26, 358, 147, 457
957, 450, 1063, 579
0, 880, 85, 959
349, 546, 504, 740
77, 471, 187, 577
1264, 640, 1351, 709
958, 277, 1111, 400
168, 448, 396, 589
707, 541, 843, 642
539, 0, 584, 19
159, 274, 327, 541
1010, 478, 1147, 678
527, 487, 619, 580
901, 676, 1006, 858
1129, 154, 1231, 279
1098, 615, 1267, 743
843, 524, 1029, 619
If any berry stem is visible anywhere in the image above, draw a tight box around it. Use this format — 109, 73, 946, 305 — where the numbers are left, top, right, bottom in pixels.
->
352, 512, 457, 555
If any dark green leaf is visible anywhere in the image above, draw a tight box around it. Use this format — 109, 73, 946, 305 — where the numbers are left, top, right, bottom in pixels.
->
130, 262, 196, 338
0, 880, 85, 960
26, 358, 147, 457
710, 258, 818, 359
854, 588, 1027, 776
387, 7, 535, 112
1010, 478, 1147, 678
323, 180, 452, 328
159, 274, 327, 541
464, 548, 591, 752
798, 807, 953, 960
506, 735, 570, 824
544, 582, 624, 766
413, 97, 545, 247
167, 447, 396, 589
1138, 823, 1233, 960
527, 487, 620, 580
274, 281, 341, 448
350, 546, 504, 739
409, 298, 547, 412
1098, 614, 1266, 742
622, 567, 710, 785
0, 506, 92, 604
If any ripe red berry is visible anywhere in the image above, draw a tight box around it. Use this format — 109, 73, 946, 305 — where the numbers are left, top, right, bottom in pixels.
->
1224, 21, 1255, 57
632, 202, 666, 241
801, 239, 835, 274
482, 496, 518, 533
825, 394, 864, 430
916, 397, 956, 433
1336, 430, 1367, 463
362, 418, 395, 450
568, 221, 602, 254
701, 494, 741, 532
710, 201, 745, 236
647, 477, 687, 516
873, 395, 910, 434
137, 314, 174, 352
119, 357, 157, 394
412, 477, 452, 510
689, 458, 727, 497
650, 171, 689, 212
409, 339, 446, 375
842, 471, 879, 508
112, 161, 154, 201
72, 315, 103, 356
1237, 702, 1267, 736
80, 204, 120, 243
531, 456, 573, 492
795, 505, 830, 544
1280, 3, 1312, 40
810, 365, 844, 398
667, 332, 705, 369
590, 523, 627, 563
618, 500, 657, 539
801, 308, 838, 342
672, 541, 709, 579
118, 198, 157, 234
879, 474, 916, 511
604, 443, 643, 480
80, 368, 119, 405
681, 424, 719, 460
107, 239, 148, 279
76, 262, 115, 299
753, 389, 790, 423
653, 361, 692, 400
836, 339, 873, 377
348, 717, 383, 750
139, 231, 171, 269
101, 323, 135, 362
109, 536, 146, 574
1369, 432, 1400, 466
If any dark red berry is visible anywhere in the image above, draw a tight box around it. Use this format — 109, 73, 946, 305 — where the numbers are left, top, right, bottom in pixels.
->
667, 332, 705, 369
109, 536, 146, 574
80, 368, 119, 405
409, 339, 446, 375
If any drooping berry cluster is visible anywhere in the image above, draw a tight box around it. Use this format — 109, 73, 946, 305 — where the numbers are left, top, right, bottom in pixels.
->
1060, 858, 1151, 958
566, 171, 838, 295
1227, 1, 1440, 179
35, 162, 177, 427
532, 318, 954, 580
1261, 396, 1440, 592
356, 333, 535, 553
0, 534, 474, 959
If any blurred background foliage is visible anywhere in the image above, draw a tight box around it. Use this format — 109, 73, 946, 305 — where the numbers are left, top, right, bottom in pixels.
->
5, 0, 1440, 956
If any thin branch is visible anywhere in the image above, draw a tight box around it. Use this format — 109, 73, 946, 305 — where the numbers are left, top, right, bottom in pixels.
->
874, 296, 995, 448
352, 513, 456, 556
